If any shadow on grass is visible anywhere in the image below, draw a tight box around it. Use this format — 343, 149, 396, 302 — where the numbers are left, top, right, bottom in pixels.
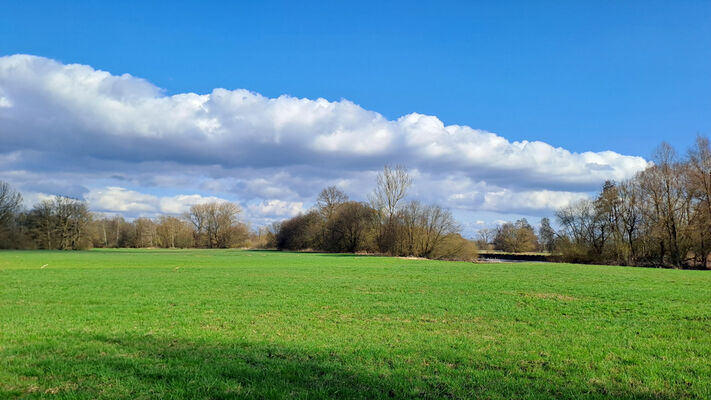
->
2, 334, 681, 400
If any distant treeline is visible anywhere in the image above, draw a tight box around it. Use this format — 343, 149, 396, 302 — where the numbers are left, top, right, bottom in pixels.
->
474, 217, 555, 255
269, 166, 478, 261
468, 138, 711, 269
4, 137, 711, 269
0, 189, 256, 250
0, 166, 477, 260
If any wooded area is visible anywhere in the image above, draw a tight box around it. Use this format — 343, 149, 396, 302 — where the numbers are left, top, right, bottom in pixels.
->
271, 165, 478, 261
3, 138, 711, 269
0, 166, 475, 261
552, 138, 711, 268
0, 186, 251, 250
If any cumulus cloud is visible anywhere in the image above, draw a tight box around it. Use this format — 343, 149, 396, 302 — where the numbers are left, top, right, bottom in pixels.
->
84, 187, 227, 217
248, 200, 306, 218
0, 54, 651, 228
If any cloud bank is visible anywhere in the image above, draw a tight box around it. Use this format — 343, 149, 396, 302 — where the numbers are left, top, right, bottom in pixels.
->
0, 55, 650, 228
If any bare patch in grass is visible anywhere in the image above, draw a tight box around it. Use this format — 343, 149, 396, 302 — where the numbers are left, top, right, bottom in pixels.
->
521, 292, 576, 301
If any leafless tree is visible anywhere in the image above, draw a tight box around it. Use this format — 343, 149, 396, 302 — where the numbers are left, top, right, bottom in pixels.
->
418, 204, 459, 258
637, 143, 690, 266
370, 165, 412, 220
494, 218, 538, 253
0, 181, 22, 229
687, 136, 711, 266
538, 218, 555, 252
476, 228, 495, 247
27, 196, 91, 250
187, 201, 242, 248
156, 216, 193, 248
133, 217, 157, 248
617, 179, 643, 264
316, 186, 349, 220
327, 201, 375, 252
370, 165, 412, 254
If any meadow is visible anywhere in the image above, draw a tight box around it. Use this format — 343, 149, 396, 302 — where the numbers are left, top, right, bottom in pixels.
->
1, 249, 709, 399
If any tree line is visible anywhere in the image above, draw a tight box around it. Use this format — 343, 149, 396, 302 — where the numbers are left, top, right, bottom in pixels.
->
550, 138, 711, 268
5, 135, 710, 269
470, 138, 711, 269
474, 217, 555, 254
0, 166, 477, 260
268, 165, 478, 261
0, 186, 254, 250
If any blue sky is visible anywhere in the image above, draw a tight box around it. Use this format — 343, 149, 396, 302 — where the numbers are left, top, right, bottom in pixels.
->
0, 1, 708, 231
2, 1, 709, 155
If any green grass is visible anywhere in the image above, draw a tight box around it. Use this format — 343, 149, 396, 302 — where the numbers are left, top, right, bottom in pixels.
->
1, 249, 710, 399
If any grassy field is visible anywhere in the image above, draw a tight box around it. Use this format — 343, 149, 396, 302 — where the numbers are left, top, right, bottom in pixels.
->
1, 249, 710, 399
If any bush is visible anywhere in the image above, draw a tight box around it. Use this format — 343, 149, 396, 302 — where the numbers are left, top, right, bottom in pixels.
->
276, 211, 322, 250
430, 234, 478, 261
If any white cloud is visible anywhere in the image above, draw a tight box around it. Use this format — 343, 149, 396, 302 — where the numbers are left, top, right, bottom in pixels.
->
84, 187, 228, 217
482, 189, 588, 213
0, 54, 652, 225
85, 187, 157, 213
19, 191, 56, 208
442, 176, 588, 214
0, 55, 648, 182
158, 194, 225, 214
247, 200, 305, 218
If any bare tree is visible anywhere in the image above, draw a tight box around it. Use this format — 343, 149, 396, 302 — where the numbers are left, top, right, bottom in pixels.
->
156, 216, 193, 248
27, 196, 91, 250
370, 165, 412, 254
399, 200, 424, 256
133, 217, 157, 248
638, 143, 690, 266
0, 181, 22, 229
595, 180, 625, 263
31, 199, 55, 249
476, 228, 495, 248
316, 186, 349, 220
418, 204, 459, 258
327, 201, 375, 252
370, 165, 412, 220
555, 199, 600, 262
494, 218, 538, 253
617, 179, 643, 264
687, 136, 711, 267
187, 201, 242, 248
538, 218, 555, 252
53, 196, 91, 250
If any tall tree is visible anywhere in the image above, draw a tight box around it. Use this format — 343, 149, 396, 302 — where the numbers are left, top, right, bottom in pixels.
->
187, 201, 242, 248
27, 196, 91, 250
316, 186, 349, 220
494, 219, 538, 253
638, 143, 689, 266
538, 217, 555, 252
0, 181, 22, 229
370, 165, 411, 220
370, 165, 412, 254
326, 201, 375, 252
687, 136, 711, 267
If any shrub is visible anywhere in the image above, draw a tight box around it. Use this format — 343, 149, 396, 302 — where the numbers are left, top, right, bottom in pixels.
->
430, 233, 478, 261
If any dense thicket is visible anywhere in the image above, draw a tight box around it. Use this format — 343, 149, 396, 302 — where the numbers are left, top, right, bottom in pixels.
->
554, 138, 711, 268
271, 167, 478, 261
